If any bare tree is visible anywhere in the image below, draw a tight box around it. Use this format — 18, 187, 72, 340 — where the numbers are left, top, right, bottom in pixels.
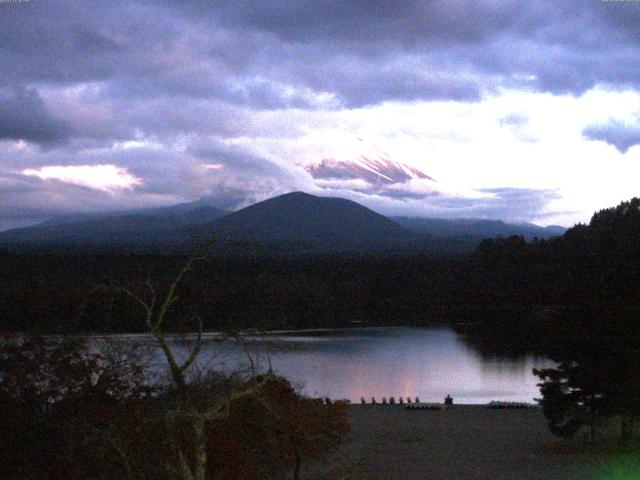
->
120, 256, 278, 480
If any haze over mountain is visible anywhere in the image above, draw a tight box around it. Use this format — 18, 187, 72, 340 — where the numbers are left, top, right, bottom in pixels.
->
38, 197, 228, 227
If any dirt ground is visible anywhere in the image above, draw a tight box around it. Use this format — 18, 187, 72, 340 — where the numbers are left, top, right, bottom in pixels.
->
304, 405, 640, 480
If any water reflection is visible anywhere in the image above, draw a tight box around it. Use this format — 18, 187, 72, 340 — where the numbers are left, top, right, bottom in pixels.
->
154, 327, 552, 404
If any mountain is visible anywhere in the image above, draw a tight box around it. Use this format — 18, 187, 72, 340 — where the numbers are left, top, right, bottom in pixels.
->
199, 191, 413, 247
525, 223, 566, 237
0, 191, 559, 255
0, 192, 422, 253
307, 156, 434, 186
393, 217, 566, 241
0, 200, 228, 250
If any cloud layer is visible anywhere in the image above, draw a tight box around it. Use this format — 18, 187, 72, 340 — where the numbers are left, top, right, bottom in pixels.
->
583, 119, 640, 153
1, 0, 640, 229
0, 86, 73, 145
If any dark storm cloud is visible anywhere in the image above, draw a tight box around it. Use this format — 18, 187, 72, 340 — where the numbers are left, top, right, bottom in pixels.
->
167, 0, 640, 99
0, 171, 112, 227
0, 164, 196, 230
0, 1, 127, 85
175, 1, 512, 46
583, 120, 640, 153
193, 144, 285, 176
3, 0, 640, 114
0, 87, 73, 145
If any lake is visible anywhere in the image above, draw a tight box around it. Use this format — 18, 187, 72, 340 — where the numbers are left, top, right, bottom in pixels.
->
160, 326, 551, 404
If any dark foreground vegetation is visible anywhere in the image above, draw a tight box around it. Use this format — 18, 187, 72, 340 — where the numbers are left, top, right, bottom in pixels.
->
0, 259, 350, 480
0, 335, 349, 480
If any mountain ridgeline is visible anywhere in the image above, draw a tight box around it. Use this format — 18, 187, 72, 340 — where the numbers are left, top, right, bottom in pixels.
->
0, 191, 564, 255
392, 217, 565, 242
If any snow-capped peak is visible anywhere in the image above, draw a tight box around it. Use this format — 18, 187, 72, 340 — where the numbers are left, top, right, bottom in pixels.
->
307, 155, 434, 186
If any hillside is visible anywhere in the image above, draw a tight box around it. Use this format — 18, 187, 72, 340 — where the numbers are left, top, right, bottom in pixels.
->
393, 217, 565, 241
0, 203, 227, 250
202, 191, 410, 244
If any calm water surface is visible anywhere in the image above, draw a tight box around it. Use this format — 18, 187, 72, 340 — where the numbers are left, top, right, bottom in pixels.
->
162, 327, 551, 404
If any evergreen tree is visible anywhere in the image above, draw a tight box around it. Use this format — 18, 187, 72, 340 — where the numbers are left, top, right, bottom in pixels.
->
535, 306, 640, 445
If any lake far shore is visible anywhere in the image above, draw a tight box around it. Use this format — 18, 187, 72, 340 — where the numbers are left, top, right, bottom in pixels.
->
306, 405, 640, 480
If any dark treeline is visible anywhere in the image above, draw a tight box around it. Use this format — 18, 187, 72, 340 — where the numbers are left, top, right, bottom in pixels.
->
468, 198, 640, 443
472, 208, 640, 306
0, 251, 481, 334
465, 198, 640, 347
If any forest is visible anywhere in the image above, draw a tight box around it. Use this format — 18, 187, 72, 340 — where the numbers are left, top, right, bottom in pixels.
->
0, 250, 477, 334
472, 198, 640, 444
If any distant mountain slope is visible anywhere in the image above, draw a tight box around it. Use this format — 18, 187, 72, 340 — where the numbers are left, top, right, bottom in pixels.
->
393, 217, 566, 241
201, 191, 411, 244
0, 203, 228, 247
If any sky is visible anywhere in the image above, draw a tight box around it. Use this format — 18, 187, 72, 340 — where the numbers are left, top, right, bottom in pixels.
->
1, 0, 640, 231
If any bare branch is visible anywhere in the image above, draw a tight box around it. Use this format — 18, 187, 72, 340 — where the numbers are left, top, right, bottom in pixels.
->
118, 287, 152, 318
176, 450, 195, 480
179, 316, 204, 375
144, 275, 157, 314
202, 373, 274, 421
156, 257, 207, 331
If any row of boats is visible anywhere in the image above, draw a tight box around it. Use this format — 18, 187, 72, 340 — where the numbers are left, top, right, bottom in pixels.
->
486, 401, 534, 409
